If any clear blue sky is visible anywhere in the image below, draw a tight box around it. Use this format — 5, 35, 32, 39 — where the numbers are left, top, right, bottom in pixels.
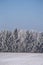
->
0, 0, 43, 31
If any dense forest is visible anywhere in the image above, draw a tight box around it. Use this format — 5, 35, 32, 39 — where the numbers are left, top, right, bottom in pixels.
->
0, 29, 43, 53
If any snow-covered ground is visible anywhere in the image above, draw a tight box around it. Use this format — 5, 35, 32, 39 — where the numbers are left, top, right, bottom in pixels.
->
0, 53, 43, 65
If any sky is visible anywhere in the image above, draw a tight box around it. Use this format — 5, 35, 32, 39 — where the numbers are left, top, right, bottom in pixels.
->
0, 0, 43, 31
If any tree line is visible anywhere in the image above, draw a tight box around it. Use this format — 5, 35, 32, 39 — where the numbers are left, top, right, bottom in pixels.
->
0, 29, 43, 53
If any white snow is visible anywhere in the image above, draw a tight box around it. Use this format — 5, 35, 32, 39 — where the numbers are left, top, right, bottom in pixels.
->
0, 53, 43, 65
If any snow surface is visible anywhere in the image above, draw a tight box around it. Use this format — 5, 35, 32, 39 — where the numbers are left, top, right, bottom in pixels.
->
0, 53, 43, 65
